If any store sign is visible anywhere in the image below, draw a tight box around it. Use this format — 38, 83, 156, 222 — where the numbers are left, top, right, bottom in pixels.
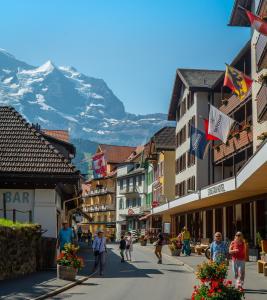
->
164, 223, 171, 234
207, 184, 225, 196
201, 178, 235, 199
0, 190, 34, 222
106, 223, 116, 228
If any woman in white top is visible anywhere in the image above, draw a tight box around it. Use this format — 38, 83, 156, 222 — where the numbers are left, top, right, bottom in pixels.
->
125, 232, 133, 261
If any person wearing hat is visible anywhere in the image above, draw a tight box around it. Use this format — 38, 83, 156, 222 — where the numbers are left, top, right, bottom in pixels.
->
57, 220, 74, 252
92, 230, 107, 276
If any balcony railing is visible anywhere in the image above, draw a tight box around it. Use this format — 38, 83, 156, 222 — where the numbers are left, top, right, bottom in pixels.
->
214, 129, 253, 163
256, 34, 267, 71
85, 187, 115, 197
220, 89, 251, 115
257, 84, 267, 121
83, 203, 116, 213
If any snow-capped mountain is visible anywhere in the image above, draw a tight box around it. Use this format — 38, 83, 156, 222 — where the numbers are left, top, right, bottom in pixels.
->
0, 49, 171, 146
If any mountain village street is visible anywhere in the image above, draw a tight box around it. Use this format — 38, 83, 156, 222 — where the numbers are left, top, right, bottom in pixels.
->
1, 1, 267, 299
53, 244, 267, 300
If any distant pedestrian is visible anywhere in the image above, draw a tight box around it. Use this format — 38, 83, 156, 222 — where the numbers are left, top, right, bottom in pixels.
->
154, 229, 164, 264
229, 231, 246, 288
92, 230, 107, 276
119, 235, 126, 262
57, 221, 74, 252
181, 227, 191, 256
125, 232, 133, 261
77, 226, 82, 242
210, 232, 228, 264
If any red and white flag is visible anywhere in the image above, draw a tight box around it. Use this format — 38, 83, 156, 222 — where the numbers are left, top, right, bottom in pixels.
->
204, 119, 220, 141
92, 152, 107, 178
246, 10, 267, 36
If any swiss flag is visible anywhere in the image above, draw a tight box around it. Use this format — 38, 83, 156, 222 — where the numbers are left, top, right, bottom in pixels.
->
246, 10, 267, 36
204, 119, 220, 141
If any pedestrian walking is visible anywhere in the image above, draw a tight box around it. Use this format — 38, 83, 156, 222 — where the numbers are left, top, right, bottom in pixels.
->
119, 235, 126, 262
57, 221, 74, 252
154, 229, 164, 264
92, 230, 107, 276
77, 226, 82, 242
181, 227, 191, 256
125, 232, 133, 261
210, 232, 228, 264
229, 231, 246, 288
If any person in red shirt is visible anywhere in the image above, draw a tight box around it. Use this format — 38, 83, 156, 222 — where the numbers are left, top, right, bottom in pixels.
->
229, 231, 246, 288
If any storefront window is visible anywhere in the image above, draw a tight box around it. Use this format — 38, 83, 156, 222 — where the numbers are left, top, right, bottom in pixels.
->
206, 210, 213, 240
257, 199, 267, 239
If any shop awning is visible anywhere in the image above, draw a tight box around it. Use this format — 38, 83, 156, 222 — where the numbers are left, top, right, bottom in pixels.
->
139, 213, 152, 221
153, 140, 267, 215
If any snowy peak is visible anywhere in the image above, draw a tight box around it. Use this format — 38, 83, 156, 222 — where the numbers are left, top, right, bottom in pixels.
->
0, 48, 15, 59
19, 60, 56, 76
0, 48, 171, 146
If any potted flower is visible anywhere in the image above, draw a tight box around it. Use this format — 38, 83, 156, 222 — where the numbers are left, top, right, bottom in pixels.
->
192, 261, 245, 300
168, 237, 182, 256
57, 243, 84, 281
140, 235, 148, 246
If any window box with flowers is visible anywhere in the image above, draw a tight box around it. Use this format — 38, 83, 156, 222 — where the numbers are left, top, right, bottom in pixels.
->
57, 243, 84, 281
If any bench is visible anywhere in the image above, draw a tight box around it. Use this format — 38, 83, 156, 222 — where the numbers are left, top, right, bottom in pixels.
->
264, 266, 267, 277
257, 260, 267, 273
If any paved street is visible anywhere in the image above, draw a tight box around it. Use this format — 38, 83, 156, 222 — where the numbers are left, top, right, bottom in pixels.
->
51, 244, 195, 300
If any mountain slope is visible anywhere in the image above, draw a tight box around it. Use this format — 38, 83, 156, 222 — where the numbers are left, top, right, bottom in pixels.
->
0, 49, 171, 147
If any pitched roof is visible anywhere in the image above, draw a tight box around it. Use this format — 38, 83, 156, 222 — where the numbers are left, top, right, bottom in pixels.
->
0, 106, 78, 176
177, 69, 224, 89
98, 144, 136, 164
168, 69, 224, 120
42, 129, 70, 143
152, 126, 176, 151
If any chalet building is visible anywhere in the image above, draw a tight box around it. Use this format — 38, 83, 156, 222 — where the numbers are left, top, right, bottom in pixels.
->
0, 107, 80, 238
116, 145, 148, 240
141, 127, 176, 234
169, 68, 223, 195
152, 0, 267, 247
82, 144, 135, 239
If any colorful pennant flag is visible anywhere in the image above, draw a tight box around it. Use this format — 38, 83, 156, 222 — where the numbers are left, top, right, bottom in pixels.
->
204, 119, 220, 141
92, 152, 107, 178
245, 9, 267, 36
224, 64, 252, 100
208, 104, 235, 143
189, 126, 209, 160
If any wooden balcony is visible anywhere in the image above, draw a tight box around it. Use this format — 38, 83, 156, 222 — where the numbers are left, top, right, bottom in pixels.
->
220, 89, 251, 115
257, 84, 267, 121
214, 129, 253, 163
256, 34, 267, 72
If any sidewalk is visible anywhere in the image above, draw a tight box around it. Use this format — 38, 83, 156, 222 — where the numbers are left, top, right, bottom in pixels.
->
0, 242, 94, 300
145, 244, 267, 300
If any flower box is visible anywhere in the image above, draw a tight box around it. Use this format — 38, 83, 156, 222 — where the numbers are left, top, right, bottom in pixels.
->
57, 264, 77, 281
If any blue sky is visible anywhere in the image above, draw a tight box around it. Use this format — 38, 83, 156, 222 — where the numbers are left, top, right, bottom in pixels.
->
0, 0, 250, 115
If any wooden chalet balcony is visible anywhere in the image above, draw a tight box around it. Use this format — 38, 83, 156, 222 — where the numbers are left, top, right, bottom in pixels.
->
220, 89, 251, 115
214, 129, 253, 163
257, 84, 267, 121
256, 34, 267, 71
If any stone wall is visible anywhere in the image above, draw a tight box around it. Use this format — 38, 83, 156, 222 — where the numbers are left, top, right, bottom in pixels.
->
0, 224, 42, 280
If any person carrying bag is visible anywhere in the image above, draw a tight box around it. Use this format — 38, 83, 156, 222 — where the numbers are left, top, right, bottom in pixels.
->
92, 230, 107, 275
